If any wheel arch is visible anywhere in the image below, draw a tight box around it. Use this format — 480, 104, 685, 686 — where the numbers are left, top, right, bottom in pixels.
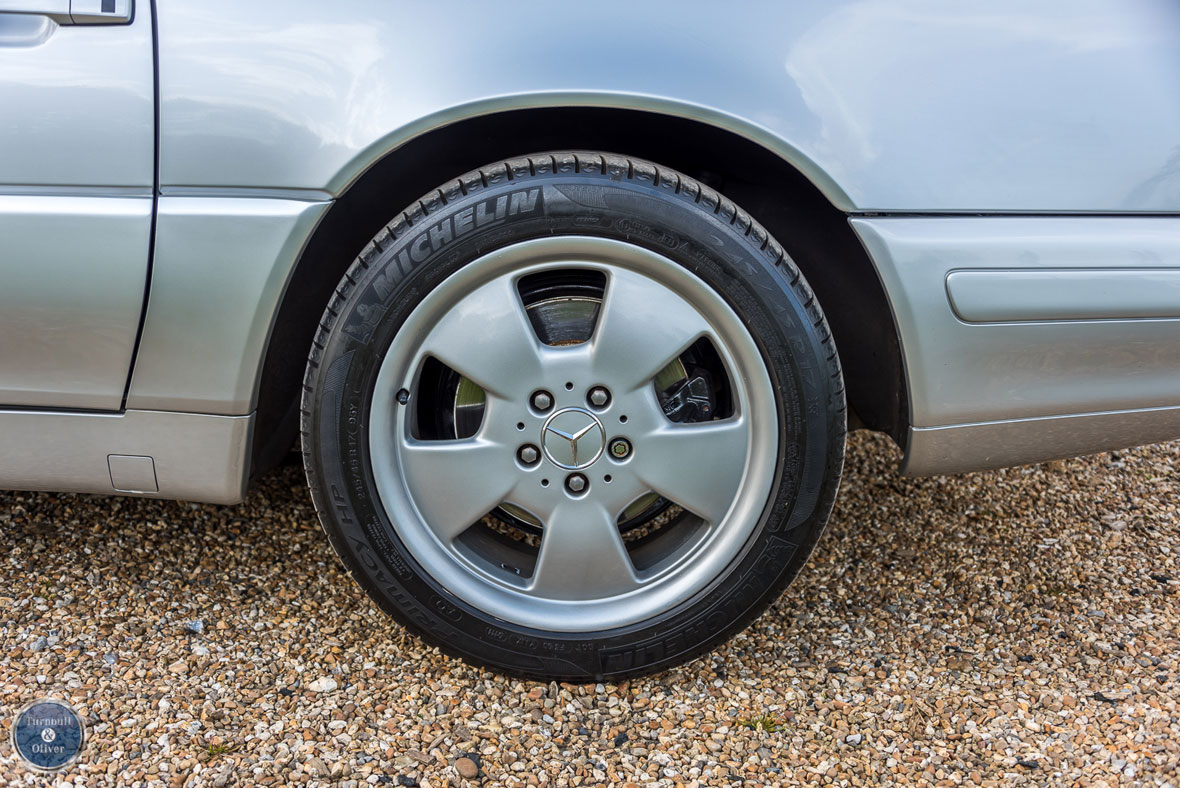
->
251, 104, 908, 474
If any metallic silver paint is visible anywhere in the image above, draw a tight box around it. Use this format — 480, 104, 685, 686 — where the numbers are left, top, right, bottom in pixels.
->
0, 408, 252, 503
0, 1, 68, 21
2, 0, 1180, 500
947, 269, 1180, 323
0, 8, 152, 186
155, 0, 1180, 212
126, 197, 331, 414
904, 406, 1180, 476
0, 0, 132, 24
0, 5, 152, 412
0, 195, 150, 409
106, 454, 158, 493
852, 216, 1180, 465
368, 238, 775, 631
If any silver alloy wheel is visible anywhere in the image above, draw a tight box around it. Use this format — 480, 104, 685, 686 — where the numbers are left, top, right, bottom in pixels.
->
368, 236, 777, 631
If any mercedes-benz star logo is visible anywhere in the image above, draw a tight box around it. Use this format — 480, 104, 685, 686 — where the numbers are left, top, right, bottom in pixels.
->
541, 408, 606, 470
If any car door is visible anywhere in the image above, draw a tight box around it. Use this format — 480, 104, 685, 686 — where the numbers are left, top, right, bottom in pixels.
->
0, 0, 152, 410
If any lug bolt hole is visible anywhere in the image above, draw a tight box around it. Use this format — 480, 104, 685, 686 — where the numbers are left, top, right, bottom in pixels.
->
565, 473, 588, 495
587, 385, 611, 409
530, 390, 554, 412
517, 444, 540, 466
609, 438, 632, 460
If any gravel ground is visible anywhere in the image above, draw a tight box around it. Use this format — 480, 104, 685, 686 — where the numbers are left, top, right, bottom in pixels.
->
1, 432, 1177, 787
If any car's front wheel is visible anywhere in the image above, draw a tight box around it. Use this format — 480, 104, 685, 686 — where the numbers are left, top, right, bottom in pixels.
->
302, 152, 844, 680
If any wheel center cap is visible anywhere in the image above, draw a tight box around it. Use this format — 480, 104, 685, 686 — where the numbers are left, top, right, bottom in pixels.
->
541, 407, 606, 470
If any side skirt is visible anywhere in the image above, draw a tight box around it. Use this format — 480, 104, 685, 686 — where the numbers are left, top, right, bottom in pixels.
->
0, 409, 252, 504
904, 405, 1180, 476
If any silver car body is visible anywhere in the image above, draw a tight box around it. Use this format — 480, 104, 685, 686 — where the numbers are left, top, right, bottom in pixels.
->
1, 0, 1178, 502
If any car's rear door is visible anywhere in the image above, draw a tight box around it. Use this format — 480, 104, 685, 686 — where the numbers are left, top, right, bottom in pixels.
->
0, 1, 152, 410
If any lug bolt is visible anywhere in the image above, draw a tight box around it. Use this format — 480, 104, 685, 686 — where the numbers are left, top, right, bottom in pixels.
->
609, 438, 632, 459
587, 386, 611, 408
518, 445, 540, 465
565, 473, 588, 494
531, 390, 553, 412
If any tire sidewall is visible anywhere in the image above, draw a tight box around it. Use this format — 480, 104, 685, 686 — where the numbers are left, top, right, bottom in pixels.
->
305, 155, 843, 679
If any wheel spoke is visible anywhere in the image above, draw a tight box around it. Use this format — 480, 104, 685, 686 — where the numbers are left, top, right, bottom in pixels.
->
529, 500, 639, 600
590, 267, 713, 391
633, 418, 750, 524
399, 438, 513, 541
418, 273, 543, 399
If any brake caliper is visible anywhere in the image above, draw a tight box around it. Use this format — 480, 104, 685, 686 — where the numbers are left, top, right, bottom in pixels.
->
660, 371, 716, 422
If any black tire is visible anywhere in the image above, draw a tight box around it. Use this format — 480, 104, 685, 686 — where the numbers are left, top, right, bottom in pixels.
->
302, 152, 845, 680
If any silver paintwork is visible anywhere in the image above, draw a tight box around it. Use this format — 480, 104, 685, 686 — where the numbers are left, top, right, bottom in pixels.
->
853, 217, 1180, 432
106, 454, 157, 493
0, 0, 131, 24
0, 408, 251, 503
0, 0, 68, 21
1, 0, 1179, 502
905, 406, 1180, 476
0, 7, 152, 186
156, 0, 1180, 212
125, 197, 330, 414
0, 4, 152, 411
0, 195, 150, 409
368, 238, 775, 631
946, 269, 1180, 323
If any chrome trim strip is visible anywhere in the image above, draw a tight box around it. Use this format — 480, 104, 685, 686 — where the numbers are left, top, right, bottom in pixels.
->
159, 186, 335, 202
0, 185, 153, 197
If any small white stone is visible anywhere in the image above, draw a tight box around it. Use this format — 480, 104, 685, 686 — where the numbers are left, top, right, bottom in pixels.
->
308, 676, 338, 693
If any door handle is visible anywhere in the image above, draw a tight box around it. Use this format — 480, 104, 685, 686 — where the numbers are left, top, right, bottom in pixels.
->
0, 0, 131, 24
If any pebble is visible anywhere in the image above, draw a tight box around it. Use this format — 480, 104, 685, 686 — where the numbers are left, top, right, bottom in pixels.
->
455, 757, 479, 778
0, 434, 1177, 786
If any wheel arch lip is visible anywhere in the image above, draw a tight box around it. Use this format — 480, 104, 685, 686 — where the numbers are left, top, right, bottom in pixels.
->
322, 91, 857, 212
241, 100, 904, 475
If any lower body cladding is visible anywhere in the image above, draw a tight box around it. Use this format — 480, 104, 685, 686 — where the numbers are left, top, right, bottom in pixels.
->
853, 216, 1180, 474
0, 409, 252, 504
